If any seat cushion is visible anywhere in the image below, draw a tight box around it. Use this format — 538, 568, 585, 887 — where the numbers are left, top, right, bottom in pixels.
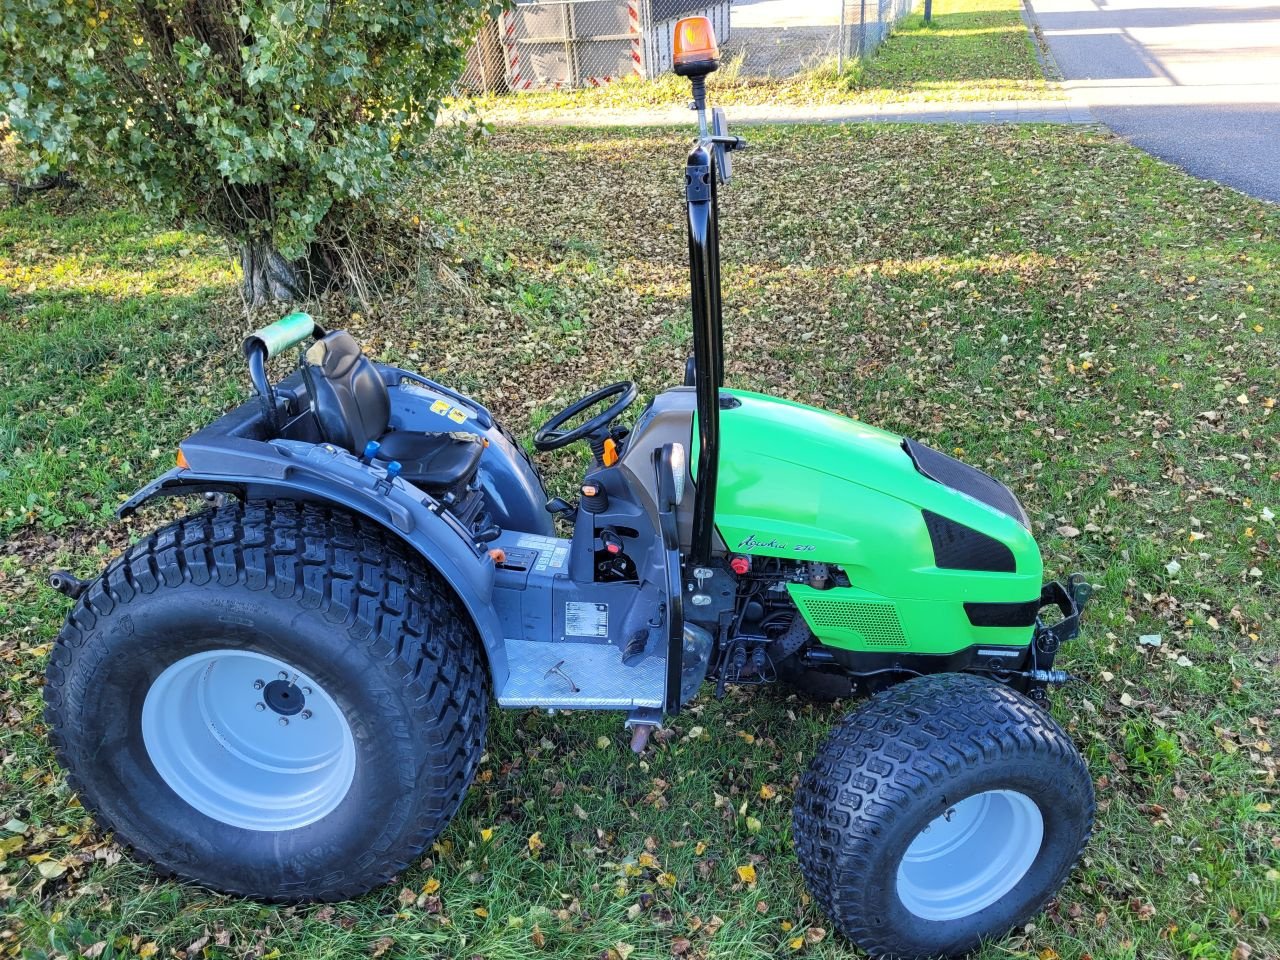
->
375, 431, 484, 493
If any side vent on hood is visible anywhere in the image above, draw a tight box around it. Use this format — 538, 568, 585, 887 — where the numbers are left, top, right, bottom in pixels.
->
793, 594, 908, 648
923, 510, 1016, 573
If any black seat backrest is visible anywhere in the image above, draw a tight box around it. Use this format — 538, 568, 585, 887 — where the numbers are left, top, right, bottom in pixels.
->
301, 331, 390, 453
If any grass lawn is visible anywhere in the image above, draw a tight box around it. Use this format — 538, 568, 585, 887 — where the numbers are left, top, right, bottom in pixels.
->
466, 0, 1055, 117
2, 122, 1278, 960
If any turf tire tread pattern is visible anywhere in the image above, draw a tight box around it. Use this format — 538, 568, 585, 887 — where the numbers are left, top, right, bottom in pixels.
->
792, 673, 1093, 958
43, 499, 488, 902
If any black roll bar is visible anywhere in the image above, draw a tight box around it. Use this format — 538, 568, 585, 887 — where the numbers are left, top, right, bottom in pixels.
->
685, 140, 723, 567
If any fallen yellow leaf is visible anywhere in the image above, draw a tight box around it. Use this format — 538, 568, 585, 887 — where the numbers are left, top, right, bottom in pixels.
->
528, 832, 544, 853
474, 906, 489, 918
422, 877, 441, 895
736, 864, 757, 885
480, 827, 494, 843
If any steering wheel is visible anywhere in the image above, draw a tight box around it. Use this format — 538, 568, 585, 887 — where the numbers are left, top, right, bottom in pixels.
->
533, 381, 638, 452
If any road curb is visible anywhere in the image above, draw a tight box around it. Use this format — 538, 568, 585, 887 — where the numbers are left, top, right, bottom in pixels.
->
1021, 0, 1064, 83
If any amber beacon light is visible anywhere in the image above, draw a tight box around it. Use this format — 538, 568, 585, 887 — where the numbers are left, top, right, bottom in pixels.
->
673, 16, 720, 76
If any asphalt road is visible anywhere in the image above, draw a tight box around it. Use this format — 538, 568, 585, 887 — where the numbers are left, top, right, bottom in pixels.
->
1030, 0, 1280, 202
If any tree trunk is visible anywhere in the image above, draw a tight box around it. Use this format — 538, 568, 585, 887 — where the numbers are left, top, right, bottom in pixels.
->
239, 240, 307, 307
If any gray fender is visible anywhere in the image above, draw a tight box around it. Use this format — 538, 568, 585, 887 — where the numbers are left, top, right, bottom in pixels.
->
119, 440, 510, 688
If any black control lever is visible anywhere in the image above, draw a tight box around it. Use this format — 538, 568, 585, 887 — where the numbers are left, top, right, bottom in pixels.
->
545, 497, 576, 520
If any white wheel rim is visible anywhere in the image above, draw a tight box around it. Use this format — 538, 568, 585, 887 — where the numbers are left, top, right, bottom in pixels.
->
895, 789, 1044, 921
142, 650, 356, 831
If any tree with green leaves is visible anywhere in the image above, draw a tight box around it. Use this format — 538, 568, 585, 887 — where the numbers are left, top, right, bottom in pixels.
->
0, 0, 495, 304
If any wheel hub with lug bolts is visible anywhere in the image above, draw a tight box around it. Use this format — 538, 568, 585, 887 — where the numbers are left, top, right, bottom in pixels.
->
262, 677, 305, 717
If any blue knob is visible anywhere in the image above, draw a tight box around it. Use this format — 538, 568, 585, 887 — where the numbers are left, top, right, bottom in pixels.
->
361, 440, 381, 464
385, 460, 402, 481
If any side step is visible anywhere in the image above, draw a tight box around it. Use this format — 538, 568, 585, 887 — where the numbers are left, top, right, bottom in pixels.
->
495, 637, 665, 710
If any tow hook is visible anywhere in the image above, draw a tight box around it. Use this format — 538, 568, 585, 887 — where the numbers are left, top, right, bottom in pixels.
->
48, 570, 90, 600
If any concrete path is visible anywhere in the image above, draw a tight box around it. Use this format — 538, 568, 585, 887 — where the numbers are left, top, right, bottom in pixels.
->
1030, 0, 1280, 202
484, 98, 1091, 127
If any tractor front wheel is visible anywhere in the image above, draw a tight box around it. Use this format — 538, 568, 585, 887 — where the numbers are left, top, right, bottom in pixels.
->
44, 500, 488, 901
793, 673, 1093, 959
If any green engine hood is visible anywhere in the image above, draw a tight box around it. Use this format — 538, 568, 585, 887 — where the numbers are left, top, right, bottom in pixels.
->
705, 390, 1043, 608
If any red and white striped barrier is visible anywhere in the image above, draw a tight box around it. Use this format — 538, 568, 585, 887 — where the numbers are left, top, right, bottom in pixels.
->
499, 10, 533, 90
627, 0, 644, 75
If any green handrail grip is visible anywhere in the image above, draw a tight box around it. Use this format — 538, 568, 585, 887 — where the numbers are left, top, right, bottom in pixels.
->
243, 311, 318, 360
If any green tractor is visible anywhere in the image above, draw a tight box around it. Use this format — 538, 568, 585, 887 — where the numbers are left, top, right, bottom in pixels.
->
44, 16, 1094, 958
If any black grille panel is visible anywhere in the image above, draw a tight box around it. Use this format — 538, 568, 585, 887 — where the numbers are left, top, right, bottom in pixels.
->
923, 510, 1016, 573
965, 599, 1040, 627
904, 438, 1030, 528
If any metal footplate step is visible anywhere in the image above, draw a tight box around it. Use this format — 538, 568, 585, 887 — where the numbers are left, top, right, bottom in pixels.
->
495, 637, 666, 710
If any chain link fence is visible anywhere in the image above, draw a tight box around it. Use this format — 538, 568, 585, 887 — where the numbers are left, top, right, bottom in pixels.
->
719, 0, 912, 77
459, 0, 916, 93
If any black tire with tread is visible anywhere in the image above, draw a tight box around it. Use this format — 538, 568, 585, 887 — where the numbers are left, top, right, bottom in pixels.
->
793, 673, 1093, 959
43, 499, 488, 901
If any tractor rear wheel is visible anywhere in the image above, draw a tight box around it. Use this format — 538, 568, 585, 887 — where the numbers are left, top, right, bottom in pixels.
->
44, 500, 487, 901
793, 673, 1092, 959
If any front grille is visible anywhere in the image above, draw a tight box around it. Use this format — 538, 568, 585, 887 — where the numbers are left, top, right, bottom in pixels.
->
965, 599, 1040, 627
904, 438, 1030, 529
798, 597, 908, 648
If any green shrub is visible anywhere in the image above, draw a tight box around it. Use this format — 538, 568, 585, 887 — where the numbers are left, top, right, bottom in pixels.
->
0, 0, 495, 303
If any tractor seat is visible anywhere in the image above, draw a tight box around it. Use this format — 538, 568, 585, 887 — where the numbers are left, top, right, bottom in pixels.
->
301, 331, 483, 494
